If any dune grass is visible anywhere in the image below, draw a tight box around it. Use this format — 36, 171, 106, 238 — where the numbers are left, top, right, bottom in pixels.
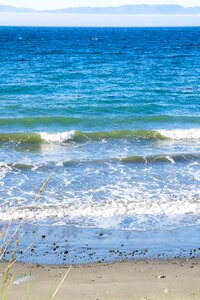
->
0, 173, 72, 299
0, 222, 20, 300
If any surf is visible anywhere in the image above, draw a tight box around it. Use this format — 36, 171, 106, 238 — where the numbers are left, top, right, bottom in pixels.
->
0, 128, 200, 144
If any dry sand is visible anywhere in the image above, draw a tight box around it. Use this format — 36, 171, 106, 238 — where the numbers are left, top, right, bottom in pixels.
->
0, 259, 200, 300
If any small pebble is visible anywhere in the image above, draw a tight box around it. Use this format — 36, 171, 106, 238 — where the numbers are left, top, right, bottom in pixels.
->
158, 275, 166, 279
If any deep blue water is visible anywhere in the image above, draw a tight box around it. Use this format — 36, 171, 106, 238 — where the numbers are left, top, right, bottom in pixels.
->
0, 27, 200, 263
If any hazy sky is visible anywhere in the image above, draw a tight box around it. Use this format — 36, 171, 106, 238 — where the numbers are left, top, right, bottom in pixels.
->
1, 0, 200, 10
1, 1, 200, 26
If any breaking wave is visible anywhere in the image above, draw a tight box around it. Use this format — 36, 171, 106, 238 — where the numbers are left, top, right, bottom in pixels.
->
1, 128, 200, 144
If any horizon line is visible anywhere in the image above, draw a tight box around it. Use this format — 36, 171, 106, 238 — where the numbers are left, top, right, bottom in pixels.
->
1, 4, 200, 13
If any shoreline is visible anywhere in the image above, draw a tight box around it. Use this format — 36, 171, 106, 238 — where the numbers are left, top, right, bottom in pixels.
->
3, 223, 200, 265
1, 258, 200, 299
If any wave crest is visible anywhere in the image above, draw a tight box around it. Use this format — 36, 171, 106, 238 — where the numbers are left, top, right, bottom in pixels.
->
0, 128, 200, 144
40, 130, 75, 142
158, 128, 200, 140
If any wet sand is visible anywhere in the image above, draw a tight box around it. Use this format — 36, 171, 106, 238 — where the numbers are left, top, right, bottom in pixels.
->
3, 224, 200, 264
1, 258, 200, 300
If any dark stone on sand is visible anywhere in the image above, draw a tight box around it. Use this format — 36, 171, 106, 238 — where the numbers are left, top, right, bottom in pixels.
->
98, 233, 104, 237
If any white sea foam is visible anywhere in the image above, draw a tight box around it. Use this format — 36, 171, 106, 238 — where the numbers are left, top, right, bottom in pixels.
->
0, 164, 12, 186
1, 196, 200, 231
158, 128, 200, 140
40, 130, 75, 143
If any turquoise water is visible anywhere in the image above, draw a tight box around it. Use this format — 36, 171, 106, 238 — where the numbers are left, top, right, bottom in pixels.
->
0, 27, 200, 263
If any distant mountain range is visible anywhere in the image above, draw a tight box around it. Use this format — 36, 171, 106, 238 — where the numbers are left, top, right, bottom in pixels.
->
0, 5, 36, 13
1, 4, 200, 14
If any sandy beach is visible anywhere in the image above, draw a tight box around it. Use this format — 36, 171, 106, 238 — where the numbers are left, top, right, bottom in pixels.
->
1, 259, 200, 300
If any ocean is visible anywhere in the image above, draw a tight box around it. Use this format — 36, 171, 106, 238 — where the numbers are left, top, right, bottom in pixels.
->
0, 27, 200, 264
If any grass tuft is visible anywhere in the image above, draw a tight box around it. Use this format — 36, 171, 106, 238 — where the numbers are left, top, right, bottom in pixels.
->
0, 172, 72, 299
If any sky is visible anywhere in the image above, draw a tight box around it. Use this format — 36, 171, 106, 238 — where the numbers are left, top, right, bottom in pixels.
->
0, 0, 200, 10
0, 1, 200, 26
